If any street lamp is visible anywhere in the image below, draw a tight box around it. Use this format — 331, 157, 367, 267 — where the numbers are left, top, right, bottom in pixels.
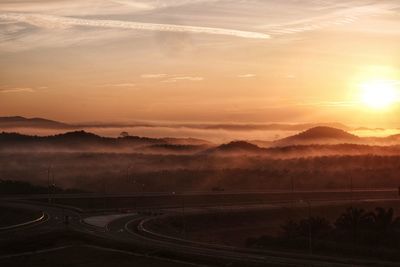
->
300, 199, 312, 256
182, 192, 187, 239
47, 165, 53, 204
291, 175, 295, 211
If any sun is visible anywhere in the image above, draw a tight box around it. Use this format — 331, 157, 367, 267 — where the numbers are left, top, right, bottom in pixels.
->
360, 80, 399, 109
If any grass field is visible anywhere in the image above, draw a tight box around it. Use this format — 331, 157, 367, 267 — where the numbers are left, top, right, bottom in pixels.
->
148, 200, 400, 247
0, 245, 196, 267
0, 206, 42, 228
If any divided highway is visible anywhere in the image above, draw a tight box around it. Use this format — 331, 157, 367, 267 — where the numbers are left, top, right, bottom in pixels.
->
1, 189, 400, 266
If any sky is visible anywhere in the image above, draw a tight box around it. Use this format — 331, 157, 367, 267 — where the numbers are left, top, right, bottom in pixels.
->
0, 0, 400, 128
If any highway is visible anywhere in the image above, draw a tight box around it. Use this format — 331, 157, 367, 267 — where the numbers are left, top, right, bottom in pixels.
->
2, 188, 398, 212
109, 203, 400, 267
2, 188, 398, 199
1, 190, 400, 266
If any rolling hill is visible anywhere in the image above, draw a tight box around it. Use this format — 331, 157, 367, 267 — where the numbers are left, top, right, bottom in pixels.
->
1, 124, 400, 155
0, 131, 213, 153
0, 116, 70, 128
272, 126, 361, 146
206, 141, 264, 155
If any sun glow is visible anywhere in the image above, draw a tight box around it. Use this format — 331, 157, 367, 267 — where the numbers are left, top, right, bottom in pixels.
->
360, 80, 399, 109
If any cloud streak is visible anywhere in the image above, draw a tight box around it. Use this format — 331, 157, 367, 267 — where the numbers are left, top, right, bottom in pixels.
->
110, 0, 220, 11
107, 83, 136, 87
141, 74, 168, 78
162, 76, 204, 83
0, 87, 35, 93
0, 13, 270, 39
238, 74, 256, 78
259, 3, 400, 36
140, 74, 204, 83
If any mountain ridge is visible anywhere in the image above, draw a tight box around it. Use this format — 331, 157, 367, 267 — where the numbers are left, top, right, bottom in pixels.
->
0, 116, 353, 132
0, 116, 70, 128
273, 126, 361, 146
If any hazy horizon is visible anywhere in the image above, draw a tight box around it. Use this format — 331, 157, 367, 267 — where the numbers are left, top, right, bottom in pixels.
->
1, 0, 400, 128
1, 117, 400, 143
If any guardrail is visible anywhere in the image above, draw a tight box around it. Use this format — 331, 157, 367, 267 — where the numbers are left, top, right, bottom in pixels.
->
135, 211, 400, 267
0, 211, 46, 231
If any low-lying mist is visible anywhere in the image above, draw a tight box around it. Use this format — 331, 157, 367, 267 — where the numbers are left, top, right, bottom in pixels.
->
2, 126, 400, 194
1, 152, 400, 193
3, 125, 399, 144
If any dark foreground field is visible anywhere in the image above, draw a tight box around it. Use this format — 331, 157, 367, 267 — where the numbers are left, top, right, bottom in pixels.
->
0, 206, 42, 228
0, 245, 194, 267
146, 200, 400, 262
148, 200, 400, 246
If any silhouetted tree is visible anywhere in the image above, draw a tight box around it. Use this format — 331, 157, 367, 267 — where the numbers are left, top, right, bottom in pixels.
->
281, 219, 300, 238
282, 217, 332, 239
334, 207, 373, 243
119, 131, 130, 138
370, 207, 397, 232
335, 208, 372, 230
368, 207, 400, 246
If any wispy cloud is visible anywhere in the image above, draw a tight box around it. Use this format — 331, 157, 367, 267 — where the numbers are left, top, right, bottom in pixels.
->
109, 0, 155, 11
110, 0, 220, 11
162, 76, 204, 83
238, 74, 256, 78
0, 13, 270, 39
98, 83, 136, 89
108, 83, 136, 87
259, 3, 400, 36
0, 87, 35, 93
285, 74, 296, 79
140, 74, 204, 83
141, 74, 168, 79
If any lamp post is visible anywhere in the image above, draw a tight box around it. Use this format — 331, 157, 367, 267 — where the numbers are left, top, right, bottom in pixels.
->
51, 172, 56, 205
182, 192, 187, 239
47, 165, 52, 204
307, 200, 312, 256
290, 175, 295, 218
102, 177, 106, 213
350, 175, 353, 207
300, 199, 312, 256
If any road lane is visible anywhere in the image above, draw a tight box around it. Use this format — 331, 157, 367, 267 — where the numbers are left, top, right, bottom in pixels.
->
1, 192, 400, 267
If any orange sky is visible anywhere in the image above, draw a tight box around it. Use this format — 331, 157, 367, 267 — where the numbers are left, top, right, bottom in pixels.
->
1, 0, 400, 127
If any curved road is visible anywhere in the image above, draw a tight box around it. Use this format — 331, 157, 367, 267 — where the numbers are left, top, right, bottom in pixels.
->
1, 194, 400, 267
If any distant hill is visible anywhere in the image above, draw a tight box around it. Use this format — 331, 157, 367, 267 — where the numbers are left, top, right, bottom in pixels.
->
273, 126, 361, 146
143, 144, 210, 154
0, 131, 113, 151
1, 125, 399, 155
207, 141, 264, 155
187, 122, 350, 131
388, 134, 400, 141
264, 143, 400, 158
205, 137, 400, 157
247, 140, 273, 148
0, 179, 85, 194
0, 116, 354, 133
365, 133, 400, 146
161, 137, 213, 146
0, 116, 70, 128
0, 131, 213, 153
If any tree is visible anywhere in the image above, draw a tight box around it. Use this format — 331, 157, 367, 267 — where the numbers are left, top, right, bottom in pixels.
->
368, 207, 400, 245
119, 131, 130, 138
334, 207, 373, 243
371, 208, 396, 231
335, 207, 372, 231
282, 217, 332, 239
281, 219, 300, 238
